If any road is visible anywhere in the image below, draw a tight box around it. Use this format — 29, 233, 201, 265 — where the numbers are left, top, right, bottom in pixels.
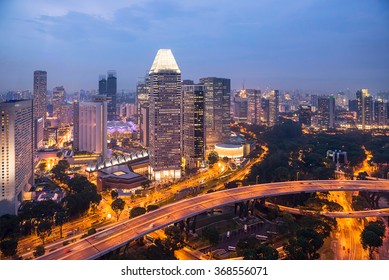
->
265, 202, 389, 218
37, 180, 389, 260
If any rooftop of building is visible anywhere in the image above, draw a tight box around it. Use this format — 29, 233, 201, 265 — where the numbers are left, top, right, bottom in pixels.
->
149, 49, 181, 74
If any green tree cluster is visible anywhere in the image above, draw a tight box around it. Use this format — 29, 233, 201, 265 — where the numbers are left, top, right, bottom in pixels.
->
360, 220, 386, 260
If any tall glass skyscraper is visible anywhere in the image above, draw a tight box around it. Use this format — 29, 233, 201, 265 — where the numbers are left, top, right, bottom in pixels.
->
148, 49, 182, 181
199, 77, 230, 149
33, 70, 47, 121
356, 89, 373, 129
107, 71, 117, 121
182, 83, 205, 169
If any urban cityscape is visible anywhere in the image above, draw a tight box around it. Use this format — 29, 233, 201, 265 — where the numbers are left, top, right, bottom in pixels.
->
1, 1, 389, 262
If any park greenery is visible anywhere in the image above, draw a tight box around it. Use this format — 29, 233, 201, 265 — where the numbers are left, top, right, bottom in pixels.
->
244, 119, 389, 184
237, 236, 279, 260
360, 220, 386, 259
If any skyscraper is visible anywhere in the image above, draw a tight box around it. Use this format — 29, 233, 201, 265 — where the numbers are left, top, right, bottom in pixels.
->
148, 49, 182, 181
0, 100, 34, 215
247, 89, 262, 125
33, 70, 47, 121
268, 89, 279, 126
318, 96, 335, 129
73, 97, 108, 159
52, 86, 65, 120
182, 83, 205, 169
199, 77, 230, 148
356, 89, 373, 129
298, 105, 312, 126
107, 71, 117, 121
373, 100, 387, 127
99, 75, 107, 96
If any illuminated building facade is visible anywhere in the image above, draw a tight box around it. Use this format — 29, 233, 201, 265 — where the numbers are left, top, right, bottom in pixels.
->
182, 83, 205, 169
107, 71, 117, 121
33, 70, 47, 122
0, 100, 34, 215
148, 49, 182, 181
268, 89, 279, 126
73, 97, 108, 158
356, 89, 373, 129
298, 105, 312, 126
318, 96, 335, 129
247, 89, 262, 125
199, 77, 230, 148
52, 86, 65, 120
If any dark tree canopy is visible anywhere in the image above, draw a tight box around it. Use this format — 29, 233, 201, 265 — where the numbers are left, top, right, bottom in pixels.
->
283, 228, 324, 260
0, 239, 18, 258
0, 214, 20, 241
111, 198, 126, 221
237, 236, 279, 260
207, 151, 219, 166
130, 207, 147, 218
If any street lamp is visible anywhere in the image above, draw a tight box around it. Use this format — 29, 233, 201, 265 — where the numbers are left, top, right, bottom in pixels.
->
256, 175, 260, 184
296, 172, 300, 181
387, 171, 389, 180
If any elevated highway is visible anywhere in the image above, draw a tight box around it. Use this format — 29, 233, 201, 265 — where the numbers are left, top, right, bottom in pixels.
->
38, 180, 389, 260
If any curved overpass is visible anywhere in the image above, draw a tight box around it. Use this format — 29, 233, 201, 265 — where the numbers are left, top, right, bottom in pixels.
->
38, 180, 389, 260
267, 202, 389, 218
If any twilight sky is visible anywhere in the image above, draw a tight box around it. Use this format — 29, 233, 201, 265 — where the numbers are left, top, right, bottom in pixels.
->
0, 0, 388, 93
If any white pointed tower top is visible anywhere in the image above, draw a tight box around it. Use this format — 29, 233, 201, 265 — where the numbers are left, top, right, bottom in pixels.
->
149, 49, 181, 74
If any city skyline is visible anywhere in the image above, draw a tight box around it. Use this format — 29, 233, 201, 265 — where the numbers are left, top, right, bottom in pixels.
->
0, 0, 388, 93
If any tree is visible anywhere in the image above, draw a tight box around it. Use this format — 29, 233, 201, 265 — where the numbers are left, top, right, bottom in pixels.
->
361, 220, 386, 259
147, 205, 159, 212
202, 226, 219, 258
237, 237, 279, 260
207, 151, 219, 166
283, 228, 324, 260
164, 226, 184, 253
33, 245, 45, 258
55, 211, 68, 238
0, 239, 18, 258
352, 195, 370, 211
111, 198, 126, 222
130, 207, 146, 218
38, 161, 47, 176
111, 189, 119, 200
51, 160, 70, 183
37, 220, 52, 245
0, 214, 20, 241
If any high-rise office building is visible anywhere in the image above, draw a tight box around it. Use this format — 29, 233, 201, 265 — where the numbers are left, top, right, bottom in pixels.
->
298, 105, 312, 126
182, 83, 205, 169
356, 89, 373, 129
139, 105, 149, 147
52, 86, 65, 120
33, 70, 47, 121
261, 98, 270, 124
318, 96, 335, 129
0, 100, 34, 215
268, 89, 280, 126
107, 71, 117, 121
34, 116, 44, 149
199, 77, 230, 148
73, 97, 108, 158
373, 100, 387, 126
99, 75, 107, 96
247, 89, 262, 125
136, 81, 150, 145
233, 93, 248, 123
148, 49, 182, 181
